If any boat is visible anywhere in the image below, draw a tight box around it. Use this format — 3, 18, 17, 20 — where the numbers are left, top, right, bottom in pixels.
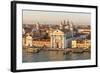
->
26, 47, 40, 53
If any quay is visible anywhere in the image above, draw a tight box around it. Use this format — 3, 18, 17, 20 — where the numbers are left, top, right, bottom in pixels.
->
25, 47, 90, 54
43, 48, 90, 54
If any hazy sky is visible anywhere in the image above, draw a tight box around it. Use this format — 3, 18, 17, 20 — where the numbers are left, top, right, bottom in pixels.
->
23, 10, 91, 25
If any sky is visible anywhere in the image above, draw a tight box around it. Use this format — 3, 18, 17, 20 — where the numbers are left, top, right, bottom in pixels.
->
23, 10, 91, 25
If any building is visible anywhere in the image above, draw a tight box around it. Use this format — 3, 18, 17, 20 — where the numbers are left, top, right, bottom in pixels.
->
72, 39, 91, 49
78, 28, 91, 35
25, 33, 33, 47
23, 20, 77, 49
50, 29, 66, 48
50, 20, 75, 49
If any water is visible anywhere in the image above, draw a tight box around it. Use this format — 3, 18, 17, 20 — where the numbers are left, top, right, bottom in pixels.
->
22, 49, 91, 63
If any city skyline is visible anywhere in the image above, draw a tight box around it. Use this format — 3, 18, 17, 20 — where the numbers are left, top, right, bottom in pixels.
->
22, 10, 91, 63
23, 10, 91, 25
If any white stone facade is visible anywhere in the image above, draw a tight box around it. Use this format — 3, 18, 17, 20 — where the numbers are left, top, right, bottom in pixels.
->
50, 29, 66, 49
25, 33, 33, 47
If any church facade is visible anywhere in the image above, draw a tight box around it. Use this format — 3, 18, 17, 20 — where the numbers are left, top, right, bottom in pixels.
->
50, 29, 66, 49
50, 20, 75, 49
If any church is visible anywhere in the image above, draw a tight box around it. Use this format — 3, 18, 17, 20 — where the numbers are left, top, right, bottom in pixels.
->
50, 20, 75, 49
50, 29, 66, 48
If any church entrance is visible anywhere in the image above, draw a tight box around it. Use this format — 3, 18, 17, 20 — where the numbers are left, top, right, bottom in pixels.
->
56, 42, 59, 48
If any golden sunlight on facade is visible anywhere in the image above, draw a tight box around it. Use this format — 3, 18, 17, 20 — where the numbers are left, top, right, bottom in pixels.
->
72, 39, 91, 49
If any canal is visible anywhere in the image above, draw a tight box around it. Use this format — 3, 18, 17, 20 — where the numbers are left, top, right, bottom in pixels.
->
22, 49, 91, 63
